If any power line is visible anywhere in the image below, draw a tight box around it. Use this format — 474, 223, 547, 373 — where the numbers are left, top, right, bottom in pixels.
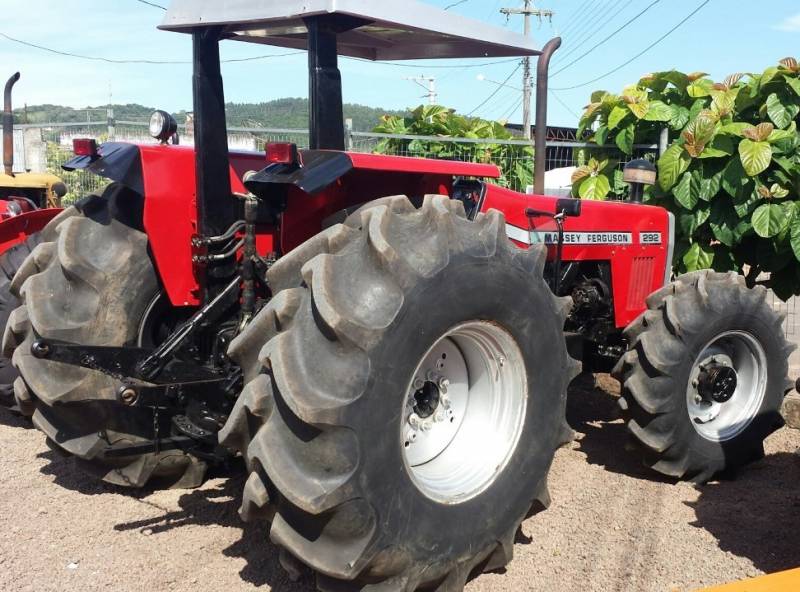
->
0, 30, 520, 71
559, 0, 594, 31
501, 1, 554, 139
134, 0, 166, 9
467, 62, 522, 116
485, 86, 520, 118
444, 0, 470, 10
556, 0, 622, 60
500, 96, 523, 121
549, 90, 581, 120
551, 0, 661, 77
552, 0, 630, 64
552, 0, 712, 91
0, 31, 305, 64
558, 0, 607, 39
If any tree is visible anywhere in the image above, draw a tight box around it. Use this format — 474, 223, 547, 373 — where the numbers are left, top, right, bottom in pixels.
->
575, 59, 800, 299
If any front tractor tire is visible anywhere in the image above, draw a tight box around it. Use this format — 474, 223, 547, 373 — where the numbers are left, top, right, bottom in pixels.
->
2, 184, 206, 488
615, 271, 794, 483
219, 195, 579, 591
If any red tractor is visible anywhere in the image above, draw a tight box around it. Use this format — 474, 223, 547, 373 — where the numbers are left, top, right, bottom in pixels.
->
3, 2, 793, 590
0, 72, 65, 409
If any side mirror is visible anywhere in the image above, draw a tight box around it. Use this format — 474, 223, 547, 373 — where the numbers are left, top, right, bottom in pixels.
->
556, 198, 581, 217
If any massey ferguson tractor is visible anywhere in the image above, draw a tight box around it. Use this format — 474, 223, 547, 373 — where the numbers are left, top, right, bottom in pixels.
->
0, 72, 65, 410
2, 1, 793, 590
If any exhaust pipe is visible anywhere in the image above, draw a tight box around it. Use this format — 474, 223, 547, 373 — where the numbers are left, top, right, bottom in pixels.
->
3, 72, 20, 177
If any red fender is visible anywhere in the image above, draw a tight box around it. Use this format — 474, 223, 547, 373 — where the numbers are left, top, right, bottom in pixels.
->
0, 207, 62, 254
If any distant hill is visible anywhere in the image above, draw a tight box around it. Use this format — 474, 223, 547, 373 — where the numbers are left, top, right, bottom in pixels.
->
14, 98, 408, 132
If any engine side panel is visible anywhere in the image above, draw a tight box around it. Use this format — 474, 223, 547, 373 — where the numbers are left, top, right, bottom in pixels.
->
134, 146, 459, 305
482, 184, 671, 328
138, 145, 277, 306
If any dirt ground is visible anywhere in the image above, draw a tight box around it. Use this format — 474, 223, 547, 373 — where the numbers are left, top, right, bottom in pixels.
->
1, 374, 799, 592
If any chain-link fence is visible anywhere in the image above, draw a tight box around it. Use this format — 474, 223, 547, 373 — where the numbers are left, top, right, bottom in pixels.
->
27, 121, 655, 198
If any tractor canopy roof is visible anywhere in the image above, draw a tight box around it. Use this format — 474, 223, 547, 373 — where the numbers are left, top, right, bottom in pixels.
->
159, 0, 541, 60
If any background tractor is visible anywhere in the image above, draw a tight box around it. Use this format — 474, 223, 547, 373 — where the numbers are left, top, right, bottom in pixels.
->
2, 1, 794, 590
0, 72, 65, 409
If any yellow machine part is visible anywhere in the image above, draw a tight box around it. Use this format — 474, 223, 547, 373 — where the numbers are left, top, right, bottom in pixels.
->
700, 568, 800, 592
0, 172, 64, 208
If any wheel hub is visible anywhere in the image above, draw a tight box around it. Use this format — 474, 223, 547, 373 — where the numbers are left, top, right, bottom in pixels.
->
698, 364, 738, 403
413, 381, 441, 419
402, 321, 527, 504
686, 331, 768, 442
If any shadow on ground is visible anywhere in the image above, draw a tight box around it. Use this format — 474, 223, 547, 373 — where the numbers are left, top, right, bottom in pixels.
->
112, 476, 317, 591
0, 406, 32, 429
689, 450, 800, 573
35, 444, 315, 590
566, 373, 672, 482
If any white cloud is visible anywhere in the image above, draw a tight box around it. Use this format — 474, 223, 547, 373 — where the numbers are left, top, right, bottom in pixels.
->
776, 13, 800, 32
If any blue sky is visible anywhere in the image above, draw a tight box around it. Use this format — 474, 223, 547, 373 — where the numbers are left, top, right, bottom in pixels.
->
1, 0, 799, 127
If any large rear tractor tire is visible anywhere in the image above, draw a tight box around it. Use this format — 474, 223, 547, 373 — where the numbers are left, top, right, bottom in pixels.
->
2, 184, 207, 488
219, 195, 579, 591
0, 207, 79, 409
614, 271, 794, 482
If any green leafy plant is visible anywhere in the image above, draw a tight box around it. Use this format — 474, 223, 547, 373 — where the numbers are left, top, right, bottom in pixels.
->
373, 105, 533, 190
576, 58, 800, 299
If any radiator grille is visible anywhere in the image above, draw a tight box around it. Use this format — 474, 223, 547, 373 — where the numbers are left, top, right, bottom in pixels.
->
627, 257, 655, 310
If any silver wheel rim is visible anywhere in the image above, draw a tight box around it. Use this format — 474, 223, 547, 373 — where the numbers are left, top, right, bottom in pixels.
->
686, 330, 768, 442
401, 321, 527, 504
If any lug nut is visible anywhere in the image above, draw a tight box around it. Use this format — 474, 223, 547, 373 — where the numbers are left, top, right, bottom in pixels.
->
413, 378, 424, 390
31, 341, 50, 358
694, 395, 703, 404
408, 413, 421, 428
119, 387, 138, 406
438, 377, 450, 393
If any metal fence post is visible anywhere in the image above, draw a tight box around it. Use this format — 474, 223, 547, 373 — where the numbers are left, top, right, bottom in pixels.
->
107, 107, 115, 141
658, 127, 669, 158
345, 118, 354, 151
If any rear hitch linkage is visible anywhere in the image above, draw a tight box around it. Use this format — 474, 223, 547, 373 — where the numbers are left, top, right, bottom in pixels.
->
28, 195, 268, 460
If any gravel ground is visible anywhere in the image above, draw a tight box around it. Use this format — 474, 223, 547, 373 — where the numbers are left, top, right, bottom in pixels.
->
1, 374, 799, 592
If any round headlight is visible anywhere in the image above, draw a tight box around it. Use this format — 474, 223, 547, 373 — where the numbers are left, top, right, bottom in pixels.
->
149, 110, 177, 143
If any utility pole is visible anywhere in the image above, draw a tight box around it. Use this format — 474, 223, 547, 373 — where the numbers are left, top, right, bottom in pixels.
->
501, 1, 554, 139
107, 83, 115, 141
404, 75, 438, 105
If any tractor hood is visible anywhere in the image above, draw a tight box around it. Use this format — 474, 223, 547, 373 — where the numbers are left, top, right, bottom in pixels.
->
0, 171, 62, 190
245, 150, 501, 196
